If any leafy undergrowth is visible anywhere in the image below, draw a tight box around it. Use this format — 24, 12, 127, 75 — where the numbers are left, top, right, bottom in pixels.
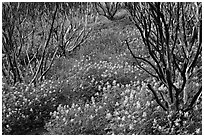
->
2, 15, 202, 135
2, 80, 64, 134
44, 77, 202, 135
2, 57, 202, 135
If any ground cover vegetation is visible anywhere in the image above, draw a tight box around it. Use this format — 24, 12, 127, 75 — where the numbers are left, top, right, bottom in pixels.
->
2, 2, 202, 135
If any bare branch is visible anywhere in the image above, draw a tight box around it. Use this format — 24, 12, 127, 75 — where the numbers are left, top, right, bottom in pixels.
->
147, 84, 168, 111
184, 86, 202, 112
30, 3, 58, 84
125, 40, 159, 80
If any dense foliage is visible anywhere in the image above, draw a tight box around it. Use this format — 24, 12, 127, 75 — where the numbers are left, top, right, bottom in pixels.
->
2, 2, 202, 135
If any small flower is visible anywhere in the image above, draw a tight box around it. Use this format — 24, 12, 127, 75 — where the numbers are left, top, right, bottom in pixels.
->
90, 115, 94, 119
127, 114, 131, 119
106, 113, 112, 120
124, 111, 129, 115
70, 119, 74, 122
112, 80, 117, 86
195, 128, 201, 134
146, 101, 150, 107
114, 111, 119, 116
184, 112, 189, 117
129, 92, 134, 100
107, 85, 111, 90
129, 124, 134, 130
115, 102, 119, 106
30, 108, 33, 112
142, 112, 147, 117
153, 119, 157, 124
103, 87, 106, 92
121, 116, 126, 121
91, 96, 95, 105
136, 101, 141, 109
63, 117, 66, 122
123, 96, 129, 105
119, 124, 124, 127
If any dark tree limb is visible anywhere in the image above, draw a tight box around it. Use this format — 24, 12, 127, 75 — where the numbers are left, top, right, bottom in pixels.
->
125, 40, 159, 80
184, 86, 202, 112
30, 3, 58, 84
147, 84, 167, 111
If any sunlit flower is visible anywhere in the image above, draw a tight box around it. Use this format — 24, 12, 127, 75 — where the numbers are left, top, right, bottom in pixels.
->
195, 128, 201, 134
184, 112, 189, 117
107, 84, 111, 90
153, 119, 157, 124
116, 83, 120, 87
142, 112, 147, 117
115, 102, 119, 107
112, 80, 117, 86
90, 115, 94, 119
70, 119, 74, 122
106, 113, 112, 120
123, 96, 129, 105
63, 117, 66, 122
125, 89, 130, 94
146, 101, 150, 107
119, 123, 124, 127
121, 116, 126, 121
136, 101, 141, 109
129, 124, 134, 130
129, 92, 134, 100
91, 96, 95, 105
124, 111, 129, 115
30, 108, 33, 112
103, 87, 106, 92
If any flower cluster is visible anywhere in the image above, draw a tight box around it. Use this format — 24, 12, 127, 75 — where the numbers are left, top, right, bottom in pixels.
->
2, 80, 64, 134
45, 79, 159, 135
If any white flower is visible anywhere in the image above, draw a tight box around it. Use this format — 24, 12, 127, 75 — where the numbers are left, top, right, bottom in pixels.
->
153, 119, 157, 124
70, 119, 74, 122
130, 92, 134, 100
123, 96, 129, 105
91, 96, 95, 105
114, 111, 119, 116
142, 112, 147, 117
63, 117, 66, 122
106, 113, 112, 120
195, 128, 201, 134
136, 101, 141, 109
119, 123, 124, 127
85, 104, 90, 108
112, 80, 117, 86
122, 116, 126, 121
146, 101, 150, 107
184, 112, 189, 117
117, 117, 121, 120
90, 115, 94, 119
53, 111, 57, 117
129, 124, 134, 130
124, 111, 129, 115
98, 85, 102, 90
107, 85, 111, 90
103, 87, 106, 92
77, 107, 81, 111
127, 115, 131, 119
125, 89, 130, 94
115, 102, 119, 106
